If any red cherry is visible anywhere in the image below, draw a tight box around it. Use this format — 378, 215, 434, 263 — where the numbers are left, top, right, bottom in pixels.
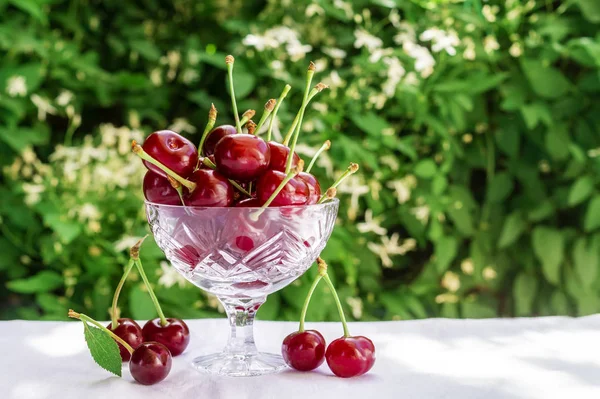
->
235, 197, 262, 207
214, 134, 271, 181
129, 342, 172, 385
142, 318, 190, 357
298, 172, 321, 205
282, 330, 326, 371
256, 170, 309, 206
143, 171, 181, 205
106, 318, 143, 362
184, 169, 234, 207
142, 130, 198, 178
174, 245, 201, 268
267, 141, 299, 172
325, 336, 376, 378
203, 125, 236, 156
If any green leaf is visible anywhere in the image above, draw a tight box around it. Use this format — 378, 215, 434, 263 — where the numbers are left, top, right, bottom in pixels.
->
574, 0, 600, 22
545, 124, 571, 161
513, 273, 538, 316
584, 195, 600, 232
7, 271, 63, 294
487, 172, 514, 203
496, 128, 520, 157
8, 0, 47, 24
43, 214, 81, 244
498, 211, 526, 248
350, 113, 391, 136
435, 235, 458, 273
461, 302, 496, 318
83, 322, 122, 377
532, 227, 564, 285
231, 69, 256, 98
572, 237, 599, 288
520, 58, 570, 99
0, 127, 50, 152
568, 176, 594, 206
414, 159, 437, 178
130, 40, 161, 61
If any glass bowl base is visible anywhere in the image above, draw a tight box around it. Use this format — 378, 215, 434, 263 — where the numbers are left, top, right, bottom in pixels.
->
192, 352, 288, 377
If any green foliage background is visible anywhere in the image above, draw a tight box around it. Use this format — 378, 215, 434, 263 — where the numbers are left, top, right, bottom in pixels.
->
1, 0, 600, 322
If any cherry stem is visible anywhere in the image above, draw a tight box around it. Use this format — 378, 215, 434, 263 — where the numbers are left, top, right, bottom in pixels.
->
318, 187, 337, 204
284, 83, 327, 174
298, 272, 323, 332
317, 163, 359, 203
134, 258, 168, 327
110, 259, 135, 329
240, 109, 256, 128
198, 104, 217, 156
255, 99, 276, 134
202, 157, 252, 196
317, 257, 350, 337
267, 84, 291, 142
131, 141, 197, 192
226, 55, 242, 133
306, 140, 331, 173
283, 63, 315, 146
167, 176, 186, 205
250, 160, 304, 222
69, 310, 135, 354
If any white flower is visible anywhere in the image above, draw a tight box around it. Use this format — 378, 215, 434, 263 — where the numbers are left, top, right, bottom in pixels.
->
403, 72, 419, 86
22, 183, 45, 206
394, 22, 416, 45
286, 41, 313, 61
7, 75, 27, 97
30, 94, 57, 121
380, 155, 399, 171
420, 28, 460, 56
403, 42, 435, 78
182, 69, 199, 84
354, 29, 383, 52
324, 70, 344, 89
369, 48, 394, 63
436, 293, 459, 304
461, 258, 474, 275
357, 209, 388, 236
158, 261, 187, 288
484, 36, 500, 54
382, 56, 405, 97
169, 118, 197, 134
367, 233, 417, 267
56, 90, 74, 106
389, 9, 401, 28
323, 47, 347, 59
150, 68, 162, 86
337, 175, 369, 221
22, 147, 37, 164
411, 205, 430, 224
306, 3, 324, 16
441, 271, 460, 292
483, 266, 497, 280
77, 203, 101, 221
387, 175, 416, 204
482, 5, 499, 22
334, 0, 353, 18
463, 37, 476, 60
509, 42, 523, 57
346, 297, 363, 319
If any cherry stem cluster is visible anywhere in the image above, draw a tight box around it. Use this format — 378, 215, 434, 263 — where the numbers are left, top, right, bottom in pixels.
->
69, 310, 135, 355
283, 62, 315, 147
111, 236, 148, 329
131, 141, 196, 192
298, 257, 350, 337
267, 85, 291, 142
255, 99, 276, 133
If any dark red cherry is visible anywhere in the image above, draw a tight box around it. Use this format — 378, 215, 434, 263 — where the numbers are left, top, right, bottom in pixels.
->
214, 134, 270, 181
298, 172, 321, 205
203, 125, 236, 156
256, 170, 309, 206
106, 318, 143, 362
142, 130, 198, 178
282, 330, 326, 371
129, 342, 172, 385
184, 169, 234, 207
143, 171, 181, 205
235, 197, 262, 207
325, 336, 376, 378
142, 318, 190, 357
267, 141, 300, 172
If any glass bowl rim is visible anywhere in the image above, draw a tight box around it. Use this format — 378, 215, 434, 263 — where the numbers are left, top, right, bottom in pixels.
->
144, 197, 339, 210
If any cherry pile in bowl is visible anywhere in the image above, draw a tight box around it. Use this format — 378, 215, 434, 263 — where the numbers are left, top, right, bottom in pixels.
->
133, 56, 349, 210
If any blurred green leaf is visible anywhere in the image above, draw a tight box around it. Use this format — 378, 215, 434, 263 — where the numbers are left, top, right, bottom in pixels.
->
513, 273, 538, 316
414, 159, 437, 178
488, 172, 514, 203
129, 284, 157, 320
521, 58, 570, 99
7, 271, 63, 294
572, 237, 599, 288
498, 211, 526, 248
584, 195, 600, 232
568, 176, 594, 206
435, 235, 458, 273
532, 227, 564, 285
574, 0, 600, 22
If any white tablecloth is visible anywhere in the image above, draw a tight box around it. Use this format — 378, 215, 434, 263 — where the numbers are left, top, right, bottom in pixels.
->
2, 316, 600, 398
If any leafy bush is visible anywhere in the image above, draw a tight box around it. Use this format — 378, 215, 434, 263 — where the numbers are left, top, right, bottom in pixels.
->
1, 0, 599, 321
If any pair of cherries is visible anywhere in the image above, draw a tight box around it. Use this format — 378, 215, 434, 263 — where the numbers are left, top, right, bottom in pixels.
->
141, 128, 320, 208
281, 258, 376, 378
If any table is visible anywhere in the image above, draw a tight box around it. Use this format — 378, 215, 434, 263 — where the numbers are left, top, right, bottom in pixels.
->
2, 316, 600, 398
